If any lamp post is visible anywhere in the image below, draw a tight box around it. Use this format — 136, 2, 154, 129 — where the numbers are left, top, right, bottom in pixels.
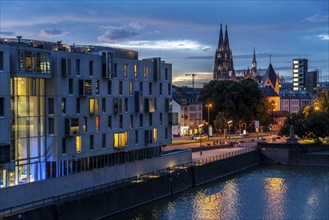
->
206, 104, 212, 139
228, 120, 232, 143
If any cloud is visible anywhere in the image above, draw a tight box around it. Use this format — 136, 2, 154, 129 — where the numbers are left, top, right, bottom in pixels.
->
39, 28, 69, 38
234, 52, 309, 60
302, 14, 329, 23
101, 39, 211, 51
0, 31, 16, 37
318, 34, 329, 40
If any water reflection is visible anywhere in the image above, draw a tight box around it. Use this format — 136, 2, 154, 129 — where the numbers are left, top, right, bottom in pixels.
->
263, 177, 287, 219
192, 179, 239, 219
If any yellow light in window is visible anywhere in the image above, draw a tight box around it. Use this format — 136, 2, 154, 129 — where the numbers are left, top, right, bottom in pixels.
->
129, 81, 133, 94
76, 136, 81, 153
293, 74, 298, 77
134, 64, 138, 78
294, 65, 298, 69
96, 116, 100, 131
89, 98, 95, 114
293, 69, 298, 73
153, 128, 157, 142
293, 60, 298, 64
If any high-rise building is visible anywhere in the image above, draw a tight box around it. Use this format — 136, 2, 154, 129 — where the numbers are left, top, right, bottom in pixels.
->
305, 70, 319, 94
292, 58, 308, 91
0, 38, 177, 188
213, 24, 234, 80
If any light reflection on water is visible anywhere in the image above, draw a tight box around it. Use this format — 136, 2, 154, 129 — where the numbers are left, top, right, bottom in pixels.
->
110, 165, 329, 220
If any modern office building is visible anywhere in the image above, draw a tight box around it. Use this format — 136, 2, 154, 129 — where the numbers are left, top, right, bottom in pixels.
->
0, 38, 175, 188
305, 70, 319, 94
293, 58, 308, 91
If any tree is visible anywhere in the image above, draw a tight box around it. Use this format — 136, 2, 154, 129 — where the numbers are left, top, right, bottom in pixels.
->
315, 89, 329, 113
214, 112, 227, 134
200, 79, 271, 130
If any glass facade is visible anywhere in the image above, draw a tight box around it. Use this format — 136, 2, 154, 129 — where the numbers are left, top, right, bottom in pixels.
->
8, 77, 46, 186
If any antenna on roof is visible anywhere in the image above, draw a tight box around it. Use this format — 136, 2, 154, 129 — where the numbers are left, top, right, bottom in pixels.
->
16, 35, 22, 43
269, 54, 272, 64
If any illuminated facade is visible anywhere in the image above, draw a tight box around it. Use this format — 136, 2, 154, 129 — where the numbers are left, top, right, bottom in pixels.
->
292, 58, 308, 91
0, 38, 172, 188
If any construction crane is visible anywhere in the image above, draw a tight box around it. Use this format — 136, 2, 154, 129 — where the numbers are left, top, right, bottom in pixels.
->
185, 73, 196, 88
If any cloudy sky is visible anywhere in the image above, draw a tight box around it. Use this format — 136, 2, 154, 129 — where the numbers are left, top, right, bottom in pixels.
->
0, 0, 328, 87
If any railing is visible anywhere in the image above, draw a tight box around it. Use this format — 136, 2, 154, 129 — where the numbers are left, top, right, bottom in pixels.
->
195, 146, 258, 165
0, 147, 258, 218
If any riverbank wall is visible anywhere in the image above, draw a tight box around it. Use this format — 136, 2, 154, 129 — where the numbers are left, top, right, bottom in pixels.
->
258, 142, 329, 166
2, 150, 261, 219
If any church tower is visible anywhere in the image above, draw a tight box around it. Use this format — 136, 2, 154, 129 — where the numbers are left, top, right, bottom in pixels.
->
213, 24, 234, 80
251, 47, 257, 73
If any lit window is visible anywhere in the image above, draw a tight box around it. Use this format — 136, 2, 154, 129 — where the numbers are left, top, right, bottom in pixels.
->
96, 116, 100, 131
83, 117, 87, 132
153, 128, 157, 142
114, 132, 128, 148
124, 64, 128, 78
76, 136, 81, 153
89, 98, 95, 115
144, 65, 148, 79
294, 65, 298, 69
293, 74, 299, 77
293, 78, 298, 82
293, 69, 298, 73
134, 64, 138, 78
129, 81, 133, 95
293, 60, 298, 64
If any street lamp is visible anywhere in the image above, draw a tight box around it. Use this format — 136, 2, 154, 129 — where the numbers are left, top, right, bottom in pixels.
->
206, 104, 212, 139
228, 120, 232, 143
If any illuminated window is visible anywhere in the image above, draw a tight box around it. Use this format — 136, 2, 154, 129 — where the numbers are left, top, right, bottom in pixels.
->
293, 83, 298, 86
293, 78, 298, 82
89, 98, 95, 115
83, 117, 87, 132
144, 65, 148, 79
114, 132, 128, 148
76, 136, 81, 153
96, 116, 100, 131
293, 74, 299, 77
294, 65, 298, 69
124, 64, 128, 78
129, 81, 133, 95
134, 64, 138, 78
153, 128, 157, 142
293, 69, 298, 73
293, 60, 298, 64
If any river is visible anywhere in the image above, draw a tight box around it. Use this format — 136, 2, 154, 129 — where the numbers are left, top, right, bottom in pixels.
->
110, 165, 329, 220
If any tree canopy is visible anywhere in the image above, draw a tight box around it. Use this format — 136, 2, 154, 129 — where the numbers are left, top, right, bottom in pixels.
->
200, 79, 271, 130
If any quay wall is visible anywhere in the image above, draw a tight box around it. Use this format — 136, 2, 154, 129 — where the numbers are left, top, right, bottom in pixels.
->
3, 150, 261, 219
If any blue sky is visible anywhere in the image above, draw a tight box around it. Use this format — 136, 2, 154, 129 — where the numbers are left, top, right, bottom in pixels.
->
0, 0, 328, 87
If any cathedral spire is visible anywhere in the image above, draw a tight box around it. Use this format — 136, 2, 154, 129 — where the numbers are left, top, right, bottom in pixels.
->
252, 47, 257, 72
224, 25, 230, 50
218, 24, 223, 50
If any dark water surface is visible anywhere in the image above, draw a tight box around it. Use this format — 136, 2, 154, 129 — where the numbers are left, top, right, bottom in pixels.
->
110, 165, 329, 220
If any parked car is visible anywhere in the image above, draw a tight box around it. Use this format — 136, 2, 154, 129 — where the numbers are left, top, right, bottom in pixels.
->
191, 133, 208, 140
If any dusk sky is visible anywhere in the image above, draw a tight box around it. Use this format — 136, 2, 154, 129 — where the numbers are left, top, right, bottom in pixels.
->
0, 0, 328, 87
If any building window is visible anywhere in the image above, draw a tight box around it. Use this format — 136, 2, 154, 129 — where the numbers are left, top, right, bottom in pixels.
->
119, 81, 123, 95
130, 114, 133, 128
62, 138, 66, 154
140, 82, 143, 94
108, 115, 112, 130
153, 128, 157, 142
144, 65, 148, 79
95, 80, 100, 95
76, 98, 80, 114
114, 63, 118, 77
83, 117, 87, 132
0, 51, 3, 71
134, 64, 138, 78
124, 98, 128, 112
119, 98, 123, 113
102, 98, 106, 113
96, 116, 100, 131
165, 127, 168, 139
108, 81, 112, 95
76, 136, 82, 153
102, 134, 106, 149
48, 118, 54, 135
149, 82, 152, 95
61, 98, 66, 114
48, 98, 54, 115
149, 113, 152, 126
89, 61, 93, 76
165, 68, 168, 80
159, 83, 162, 95
90, 135, 94, 150
129, 81, 133, 95
135, 130, 138, 144
68, 59, 71, 76
89, 98, 99, 115
0, 97, 4, 116
168, 83, 171, 95
140, 114, 143, 127
119, 115, 123, 129
114, 132, 128, 148
76, 59, 80, 76
69, 78, 73, 94
160, 113, 163, 125
124, 64, 128, 78
61, 59, 67, 76
113, 98, 118, 114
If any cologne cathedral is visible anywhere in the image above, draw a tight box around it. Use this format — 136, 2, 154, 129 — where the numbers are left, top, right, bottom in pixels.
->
213, 24, 235, 80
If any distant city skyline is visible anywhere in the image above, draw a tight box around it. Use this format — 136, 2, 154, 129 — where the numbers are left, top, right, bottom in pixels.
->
0, 0, 328, 87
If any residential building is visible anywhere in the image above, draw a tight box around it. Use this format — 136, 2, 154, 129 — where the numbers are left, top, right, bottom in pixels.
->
293, 58, 308, 91
280, 91, 315, 114
305, 70, 319, 94
0, 37, 175, 188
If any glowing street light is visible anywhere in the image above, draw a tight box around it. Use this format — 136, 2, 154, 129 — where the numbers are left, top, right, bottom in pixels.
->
206, 104, 212, 139
228, 120, 233, 142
